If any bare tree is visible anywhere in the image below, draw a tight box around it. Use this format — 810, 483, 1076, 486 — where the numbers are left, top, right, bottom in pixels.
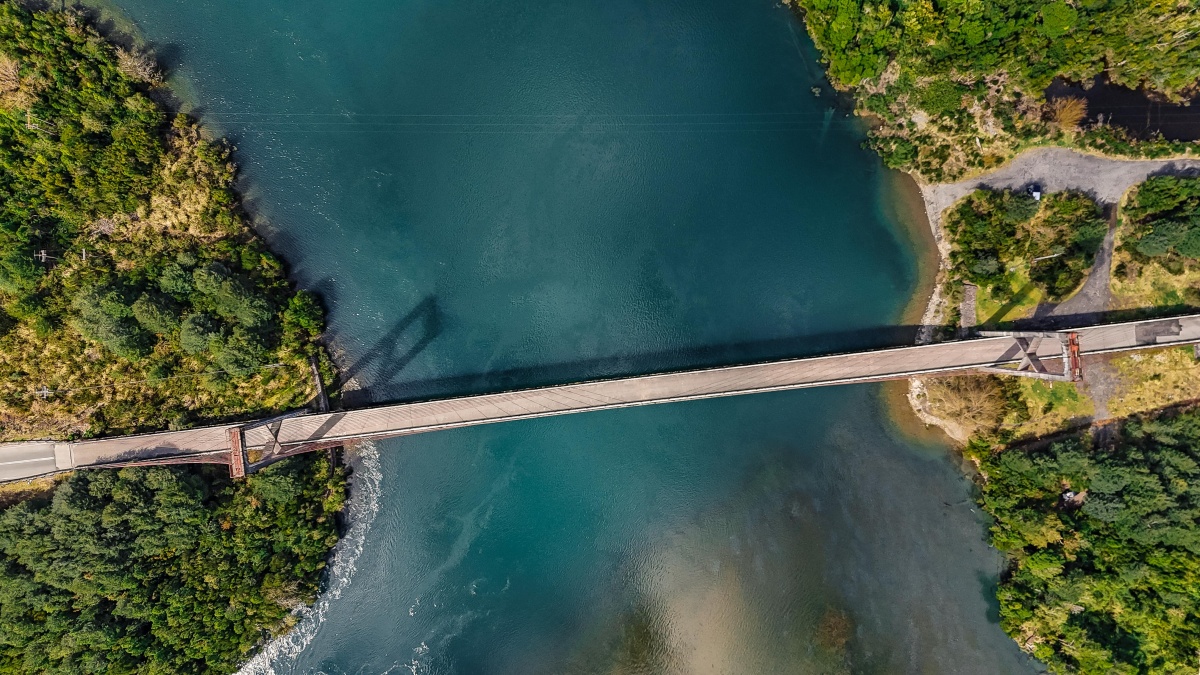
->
0, 54, 19, 93
116, 47, 162, 85
923, 374, 1006, 435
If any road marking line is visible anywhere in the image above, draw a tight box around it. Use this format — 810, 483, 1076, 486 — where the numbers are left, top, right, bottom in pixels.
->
0, 456, 55, 466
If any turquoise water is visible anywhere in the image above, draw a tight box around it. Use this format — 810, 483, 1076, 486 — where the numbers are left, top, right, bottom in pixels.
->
100, 0, 1036, 672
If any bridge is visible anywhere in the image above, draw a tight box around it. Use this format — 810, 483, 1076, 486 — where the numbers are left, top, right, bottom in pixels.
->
4, 314, 1200, 482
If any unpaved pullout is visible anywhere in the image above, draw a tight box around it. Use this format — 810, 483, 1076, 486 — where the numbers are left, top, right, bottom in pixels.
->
920, 147, 1200, 235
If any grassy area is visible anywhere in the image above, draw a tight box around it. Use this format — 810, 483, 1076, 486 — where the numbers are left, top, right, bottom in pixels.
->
976, 268, 1043, 326
1107, 346, 1200, 418
1109, 254, 1200, 310
1008, 378, 1093, 439
0, 473, 63, 508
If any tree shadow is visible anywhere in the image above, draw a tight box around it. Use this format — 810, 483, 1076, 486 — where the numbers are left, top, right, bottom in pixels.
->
982, 282, 1037, 326
977, 571, 1003, 625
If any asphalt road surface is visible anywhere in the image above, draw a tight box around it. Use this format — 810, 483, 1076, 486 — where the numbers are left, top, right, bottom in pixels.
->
0, 442, 58, 481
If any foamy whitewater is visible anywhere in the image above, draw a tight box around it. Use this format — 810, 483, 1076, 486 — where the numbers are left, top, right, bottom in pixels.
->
236, 442, 383, 675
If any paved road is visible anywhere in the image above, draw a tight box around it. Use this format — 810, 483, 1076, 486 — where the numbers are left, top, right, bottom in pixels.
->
5, 313, 1200, 482
0, 442, 61, 482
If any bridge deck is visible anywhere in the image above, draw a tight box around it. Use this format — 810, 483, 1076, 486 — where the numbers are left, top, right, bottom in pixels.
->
4, 314, 1200, 481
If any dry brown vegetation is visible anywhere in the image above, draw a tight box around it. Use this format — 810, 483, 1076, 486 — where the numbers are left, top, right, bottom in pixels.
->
922, 374, 1007, 437
0, 51, 30, 109
0, 52, 17, 92
115, 46, 161, 85
1049, 96, 1087, 132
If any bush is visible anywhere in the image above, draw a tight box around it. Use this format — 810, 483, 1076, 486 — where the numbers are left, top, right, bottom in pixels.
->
157, 262, 193, 296
131, 292, 181, 334
71, 287, 151, 360
179, 312, 222, 355
1039, 1, 1078, 38
282, 290, 324, 337
917, 79, 965, 118
192, 263, 273, 327
213, 327, 267, 376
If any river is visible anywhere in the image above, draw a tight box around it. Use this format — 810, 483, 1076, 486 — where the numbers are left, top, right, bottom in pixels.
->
94, 0, 1036, 672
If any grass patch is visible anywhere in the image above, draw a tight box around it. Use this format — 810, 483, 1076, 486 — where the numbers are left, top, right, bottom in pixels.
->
1009, 379, 1093, 439
1107, 346, 1200, 417
977, 271, 1043, 326
0, 473, 63, 508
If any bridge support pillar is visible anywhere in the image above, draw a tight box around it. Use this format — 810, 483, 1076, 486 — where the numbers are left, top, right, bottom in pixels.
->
227, 428, 246, 479
976, 330, 1082, 382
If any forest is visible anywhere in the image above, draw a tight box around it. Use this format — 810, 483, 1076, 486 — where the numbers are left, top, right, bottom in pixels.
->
0, 456, 346, 673
791, 0, 1200, 179
944, 188, 1106, 316
0, 4, 347, 673
0, 2, 328, 441
978, 408, 1200, 674
1120, 176, 1200, 264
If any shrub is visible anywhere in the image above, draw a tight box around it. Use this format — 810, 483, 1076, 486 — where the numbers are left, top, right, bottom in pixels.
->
213, 328, 266, 376
1049, 96, 1087, 131
132, 292, 181, 334
179, 312, 222, 355
192, 263, 272, 327
282, 290, 324, 337
158, 262, 193, 296
71, 287, 151, 360
1039, 1, 1078, 38
917, 79, 965, 118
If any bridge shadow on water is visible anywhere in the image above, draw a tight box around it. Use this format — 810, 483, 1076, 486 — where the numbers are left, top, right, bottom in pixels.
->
334, 295, 928, 407
332, 297, 1200, 408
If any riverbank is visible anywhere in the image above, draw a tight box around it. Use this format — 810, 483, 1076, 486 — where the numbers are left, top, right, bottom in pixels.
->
897, 147, 1200, 442
0, 5, 351, 672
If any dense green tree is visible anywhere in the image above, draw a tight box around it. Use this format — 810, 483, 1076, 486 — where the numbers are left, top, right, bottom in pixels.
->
0, 2, 325, 440
1122, 176, 1200, 264
980, 410, 1200, 673
0, 456, 346, 674
131, 292, 181, 335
